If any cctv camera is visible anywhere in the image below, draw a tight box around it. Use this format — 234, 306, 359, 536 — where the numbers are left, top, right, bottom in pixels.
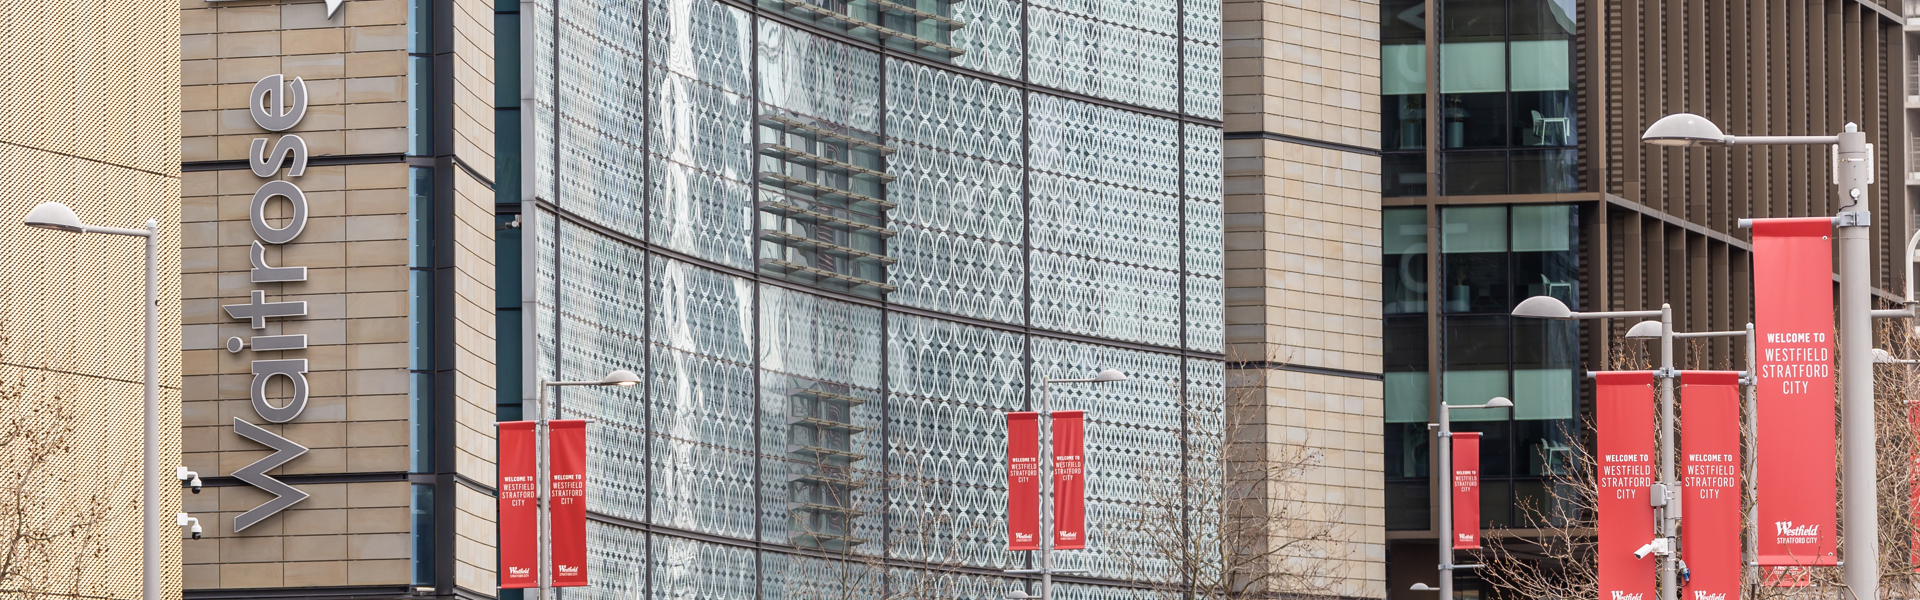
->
177, 513, 203, 540
177, 467, 202, 493
191, 522, 203, 540
1634, 542, 1657, 560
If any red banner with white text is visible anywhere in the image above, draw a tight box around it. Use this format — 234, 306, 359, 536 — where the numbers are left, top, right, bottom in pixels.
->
1053, 411, 1086, 550
1751, 217, 1838, 566
1597, 371, 1658, 600
1008, 412, 1041, 551
1682, 371, 1743, 600
549, 420, 588, 587
498, 421, 537, 589
1451, 432, 1481, 549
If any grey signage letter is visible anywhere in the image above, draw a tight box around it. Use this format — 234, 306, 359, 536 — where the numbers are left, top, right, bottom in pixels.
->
250, 359, 309, 423
224, 290, 307, 329
249, 241, 307, 282
249, 180, 308, 244
249, 74, 308, 132
249, 135, 308, 177
231, 418, 310, 531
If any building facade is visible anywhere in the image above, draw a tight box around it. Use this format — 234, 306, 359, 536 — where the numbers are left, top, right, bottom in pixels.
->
502, 0, 1228, 596
1374, 0, 1913, 598
179, 0, 1231, 598
0, 1, 182, 599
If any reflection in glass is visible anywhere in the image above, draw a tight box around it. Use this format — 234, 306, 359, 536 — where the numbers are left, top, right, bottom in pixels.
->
1511, 149, 1579, 193
1384, 208, 1429, 314
1441, 206, 1508, 312
1508, 204, 1578, 308
1385, 481, 1431, 530
1443, 151, 1505, 196
1384, 153, 1429, 197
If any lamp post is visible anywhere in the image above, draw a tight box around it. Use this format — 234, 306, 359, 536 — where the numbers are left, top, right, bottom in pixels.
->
1625, 321, 1758, 582
533, 370, 639, 600
1409, 396, 1512, 598
1512, 296, 1677, 600
1006, 368, 1128, 600
1642, 112, 1881, 600
21, 201, 162, 600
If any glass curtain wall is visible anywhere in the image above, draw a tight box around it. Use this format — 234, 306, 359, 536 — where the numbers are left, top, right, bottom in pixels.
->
506, 0, 1225, 594
1382, 0, 1579, 197
1383, 204, 1580, 530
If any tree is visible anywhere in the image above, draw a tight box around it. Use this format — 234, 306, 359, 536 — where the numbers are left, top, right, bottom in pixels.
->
0, 310, 116, 600
1116, 357, 1350, 600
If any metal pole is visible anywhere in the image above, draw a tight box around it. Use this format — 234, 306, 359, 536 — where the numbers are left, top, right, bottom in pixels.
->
1744, 322, 1758, 586
537, 381, 551, 600
1040, 378, 1053, 600
1437, 403, 1452, 600
1836, 123, 1877, 600
1658, 304, 1676, 600
143, 221, 158, 600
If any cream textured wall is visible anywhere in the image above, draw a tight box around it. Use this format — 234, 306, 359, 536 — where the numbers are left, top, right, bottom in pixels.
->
0, 0, 182, 599
1223, 0, 1385, 596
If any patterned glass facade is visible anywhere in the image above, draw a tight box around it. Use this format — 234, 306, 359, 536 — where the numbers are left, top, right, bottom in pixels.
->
503, 0, 1222, 594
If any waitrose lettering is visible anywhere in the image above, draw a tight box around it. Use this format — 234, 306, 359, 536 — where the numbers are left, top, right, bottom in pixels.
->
224, 74, 316, 532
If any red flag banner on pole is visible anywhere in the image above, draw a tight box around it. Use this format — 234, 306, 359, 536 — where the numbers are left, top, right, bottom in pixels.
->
1451, 432, 1481, 550
1053, 411, 1086, 550
549, 420, 589, 587
498, 421, 538, 589
1751, 217, 1839, 567
1008, 411, 1041, 551
1597, 371, 1658, 600
1681, 371, 1743, 600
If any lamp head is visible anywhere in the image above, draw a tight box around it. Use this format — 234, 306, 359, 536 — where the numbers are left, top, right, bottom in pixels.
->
1642, 113, 1732, 147
1624, 320, 1663, 339
599, 369, 642, 386
1092, 369, 1128, 383
1874, 348, 1898, 364
1483, 397, 1513, 409
1511, 295, 1575, 319
23, 201, 85, 233
1410, 583, 1439, 592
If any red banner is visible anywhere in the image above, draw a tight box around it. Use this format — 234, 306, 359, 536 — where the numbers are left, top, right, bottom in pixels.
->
1597, 371, 1658, 600
1053, 411, 1086, 550
1008, 412, 1041, 551
1910, 400, 1920, 568
1681, 371, 1743, 600
549, 420, 588, 587
1751, 217, 1838, 566
498, 422, 538, 589
1451, 432, 1481, 549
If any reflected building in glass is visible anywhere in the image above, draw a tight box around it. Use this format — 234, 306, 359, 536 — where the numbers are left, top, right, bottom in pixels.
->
1376, 0, 1914, 598
494, 0, 1225, 596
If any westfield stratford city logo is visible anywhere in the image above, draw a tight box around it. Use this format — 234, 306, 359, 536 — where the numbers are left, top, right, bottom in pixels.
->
1694, 592, 1729, 600
558, 564, 581, 577
1611, 592, 1646, 600
508, 567, 530, 578
1775, 521, 1820, 536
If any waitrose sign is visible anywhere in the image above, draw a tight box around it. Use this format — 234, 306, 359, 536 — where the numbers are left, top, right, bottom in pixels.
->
223, 74, 317, 532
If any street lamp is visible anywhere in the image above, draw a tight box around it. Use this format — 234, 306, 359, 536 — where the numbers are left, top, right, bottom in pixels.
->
1006, 368, 1127, 600
1410, 397, 1513, 597
1625, 321, 1759, 582
22, 201, 163, 600
1644, 112, 1881, 600
532, 369, 639, 600
1513, 295, 1679, 600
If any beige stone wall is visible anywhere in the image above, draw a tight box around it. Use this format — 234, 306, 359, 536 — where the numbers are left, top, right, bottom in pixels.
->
182, 0, 409, 163
180, 161, 415, 589
0, 0, 182, 598
178, 0, 497, 592
1221, 0, 1383, 150
1223, 0, 1384, 597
